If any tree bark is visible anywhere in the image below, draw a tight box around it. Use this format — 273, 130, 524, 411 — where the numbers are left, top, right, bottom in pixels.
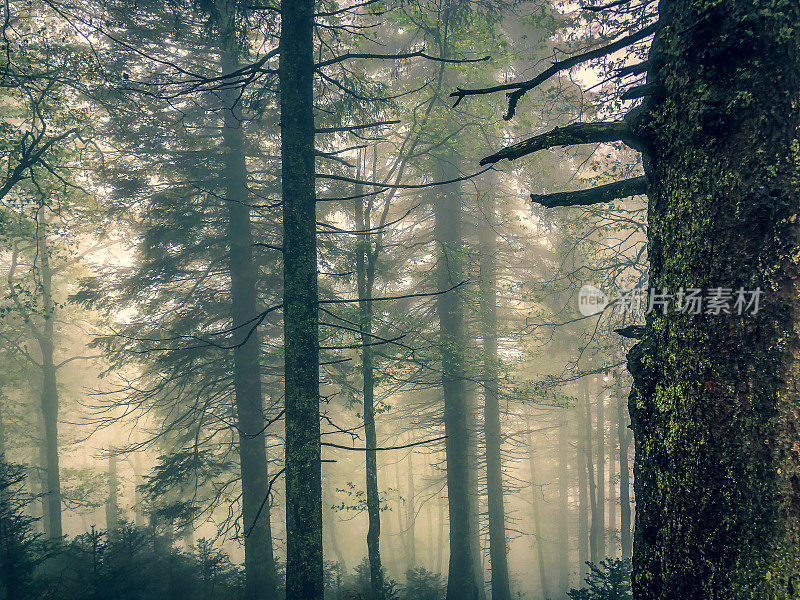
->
478, 194, 512, 600
281, 0, 323, 597
627, 2, 800, 598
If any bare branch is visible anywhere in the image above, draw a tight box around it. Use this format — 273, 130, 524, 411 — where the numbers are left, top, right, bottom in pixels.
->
530, 176, 648, 207
480, 121, 635, 165
450, 22, 658, 119
322, 436, 447, 452
316, 120, 400, 134
316, 50, 488, 69
621, 81, 660, 100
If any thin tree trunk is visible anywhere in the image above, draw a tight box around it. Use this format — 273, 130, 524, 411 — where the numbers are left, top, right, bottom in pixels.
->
608, 390, 617, 558
436, 485, 444, 575
426, 468, 435, 568
467, 393, 487, 600
406, 451, 417, 570
218, 22, 278, 598
322, 482, 347, 571
280, 1, 323, 597
132, 451, 146, 528
525, 413, 549, 600
479, 194, 512, 600
557, 413, 570, 592
105, 453, 119, 532
577, 403, 589, 575
354, 153, 385, 598
583, 384, 599, 565
596, 381, 605, 559
394, 455, 409, 570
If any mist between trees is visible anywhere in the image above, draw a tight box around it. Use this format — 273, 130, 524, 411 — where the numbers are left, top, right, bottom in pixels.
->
0, 1, 797, 600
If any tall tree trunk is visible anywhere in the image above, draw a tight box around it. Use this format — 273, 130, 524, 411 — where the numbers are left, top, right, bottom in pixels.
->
436, 485, 445, 575
525, 413, 549, 600
34, 416, 49, 537
322, 481, 347, 571
280, 1, 323, 597
218, 22, 278, 598
583, 384, 599, 564
354, 158, 385, 599
406, 450, 417, 570
467, 395, 487, 600
627, 2, 800, 597
478, 193, 512, 600
557, 413, 570, 592
616, 375, 632, 560
105, 453, 119, 533
37, 225, 61, 542
577, 407, 588, 574
434, 157, 479, 600
394, 454, 409, 569
608, 395, 617, 558
426, 468, 435, 568
132, 451, 146, 528
595, 381, 605, 559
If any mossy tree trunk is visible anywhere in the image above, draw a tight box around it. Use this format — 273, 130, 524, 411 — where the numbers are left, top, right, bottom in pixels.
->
280, 0, 324, 597
628, 1, 800, 597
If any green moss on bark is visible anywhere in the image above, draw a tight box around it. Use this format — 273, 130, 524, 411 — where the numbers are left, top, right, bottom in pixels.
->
628, 1, 800, 598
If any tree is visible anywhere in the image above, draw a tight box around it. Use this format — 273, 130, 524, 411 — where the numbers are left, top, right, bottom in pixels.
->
567, 559, 631, 600
465, 0, 800, 597
280, 1, 323, 598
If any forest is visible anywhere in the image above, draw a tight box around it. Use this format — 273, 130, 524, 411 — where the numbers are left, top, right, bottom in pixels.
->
0, 0, 797, 599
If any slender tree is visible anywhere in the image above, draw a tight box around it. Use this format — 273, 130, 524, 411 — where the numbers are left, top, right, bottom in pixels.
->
478, 187, 512, 600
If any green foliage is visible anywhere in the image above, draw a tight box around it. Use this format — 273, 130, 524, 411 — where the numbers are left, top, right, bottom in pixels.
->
567, 559, 632, 600
403, 567, 445, 600
0, 459, 43, 600
47, 523, 242, 600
